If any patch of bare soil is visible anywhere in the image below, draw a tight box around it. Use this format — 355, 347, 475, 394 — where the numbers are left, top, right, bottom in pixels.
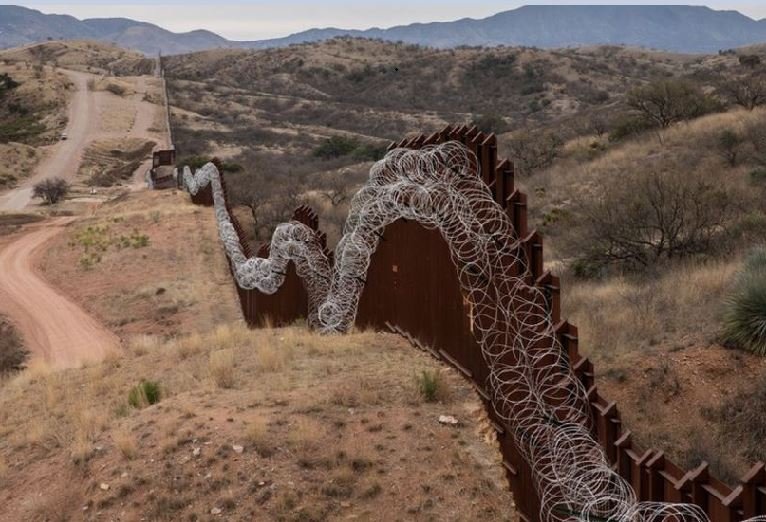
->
39, 189, 241, 338
0, 325, 515, 521
593, 341, 766, 483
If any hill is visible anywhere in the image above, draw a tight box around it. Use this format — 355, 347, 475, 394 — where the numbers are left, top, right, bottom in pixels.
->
2, 4, 766, 55
0, 5, 228, 55
247, 5, 766, 54
163, 36, 766, 483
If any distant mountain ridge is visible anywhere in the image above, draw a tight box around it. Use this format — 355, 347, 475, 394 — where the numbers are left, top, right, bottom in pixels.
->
1, 4, 766, 55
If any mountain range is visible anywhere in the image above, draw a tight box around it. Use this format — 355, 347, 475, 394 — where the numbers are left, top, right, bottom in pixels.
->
1, 4, 765, 55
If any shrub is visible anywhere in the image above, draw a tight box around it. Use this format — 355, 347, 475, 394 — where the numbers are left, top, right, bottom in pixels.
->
626, 79, 720, 129
209, 349, 236, 388
608, 113, 655, 142
128, 380, 162, 408
472, 113, 508, 135
416, 370, 447, 403
570, 169, 736, 272
351, 142, 386, 161
718, 129, 744, 167
506, 131, 562, 176
313, 136, 359, 159
722, 248, 766, 356
0, 318, 27, 374
0, 72, 20, 97
105, 83, 126, 96
32, 177, 69, 204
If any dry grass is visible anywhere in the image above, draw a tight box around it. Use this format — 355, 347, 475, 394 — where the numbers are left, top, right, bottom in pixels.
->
0, 323, 514, 521
208, 348, 236, 388
562, 259, 739, 364
112, 426, 138, 460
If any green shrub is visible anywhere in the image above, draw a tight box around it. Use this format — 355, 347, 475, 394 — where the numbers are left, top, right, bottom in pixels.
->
313, 136, 359, 159
128, 380, 162, 408
722, 250, 766, 356
351, 143, 386, 161
416, 370, 445, 403
608, 114, 655, 142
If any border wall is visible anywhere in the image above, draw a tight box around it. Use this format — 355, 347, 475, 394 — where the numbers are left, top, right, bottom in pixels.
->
186, 124, 766, 522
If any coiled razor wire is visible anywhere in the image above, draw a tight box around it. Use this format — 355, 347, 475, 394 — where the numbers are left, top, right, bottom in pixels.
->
184, 142, 764, 522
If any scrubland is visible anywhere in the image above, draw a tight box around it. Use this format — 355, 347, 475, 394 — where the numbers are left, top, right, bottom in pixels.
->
0, 322, 514, 521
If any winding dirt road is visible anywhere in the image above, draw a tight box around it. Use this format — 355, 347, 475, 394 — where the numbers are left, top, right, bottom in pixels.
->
0, 219, 119, 368
0, 64, 164, 367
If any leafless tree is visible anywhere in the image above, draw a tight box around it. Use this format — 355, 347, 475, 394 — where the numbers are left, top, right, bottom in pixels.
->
33, 177, 69, 205
505, 131, 562, 176
318, 169, 353, 207
571, 169, 736, 271
721, 73, 766, 111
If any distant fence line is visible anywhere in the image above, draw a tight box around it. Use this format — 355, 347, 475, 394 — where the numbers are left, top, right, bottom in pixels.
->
184, 124, 766, 522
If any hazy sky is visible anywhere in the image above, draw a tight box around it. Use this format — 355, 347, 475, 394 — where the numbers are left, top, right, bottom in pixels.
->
15, 1, 766, 41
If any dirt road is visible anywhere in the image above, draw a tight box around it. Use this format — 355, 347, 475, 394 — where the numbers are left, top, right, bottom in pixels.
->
0, 219, 119, 368
0, 70, 95, 211
0, 66, 165, 367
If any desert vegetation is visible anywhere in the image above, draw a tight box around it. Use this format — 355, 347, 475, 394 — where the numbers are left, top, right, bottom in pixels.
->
164, 38, 766, 484
33, 177, 70, 205
0, 320, 513, 521
0, 316, 27, 374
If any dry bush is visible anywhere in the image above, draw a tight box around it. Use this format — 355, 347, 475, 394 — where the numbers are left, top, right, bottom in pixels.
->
0, 316, 27, 374
255, 337, 293, 373
128, 335, 162, 356
209, 348, 236, 388
245, 415, 274, 457
113, 426, 138, 460
567, 167, 738, 274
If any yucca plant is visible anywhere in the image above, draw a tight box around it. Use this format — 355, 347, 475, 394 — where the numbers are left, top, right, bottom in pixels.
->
723, 248, 766, 356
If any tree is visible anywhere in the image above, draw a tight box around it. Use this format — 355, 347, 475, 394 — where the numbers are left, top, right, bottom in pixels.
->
626, 79, 716, 129
471, 113, 508, 135
506, 131, 562, 176
589, 115, 608, 138
571, 169, 735, 272
318, 170, 353, 207
33, 177, 69, 205
739, 55, 762, 69
718, 129, 744, 167
721, 73, 766, 111
0, 73, 19, 97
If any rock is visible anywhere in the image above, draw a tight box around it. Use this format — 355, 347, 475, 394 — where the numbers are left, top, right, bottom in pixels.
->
121, 472, 128, 478
438, 415, 459, 426
211, 507, 222, 515
232, 444, 244, 454
99, 483, 110, 491
193, 447, 201, 456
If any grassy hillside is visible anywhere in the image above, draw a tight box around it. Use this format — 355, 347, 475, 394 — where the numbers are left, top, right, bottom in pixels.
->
0, 40, 154, 76
0, 190, 514, 521
165, 38, 766, 483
